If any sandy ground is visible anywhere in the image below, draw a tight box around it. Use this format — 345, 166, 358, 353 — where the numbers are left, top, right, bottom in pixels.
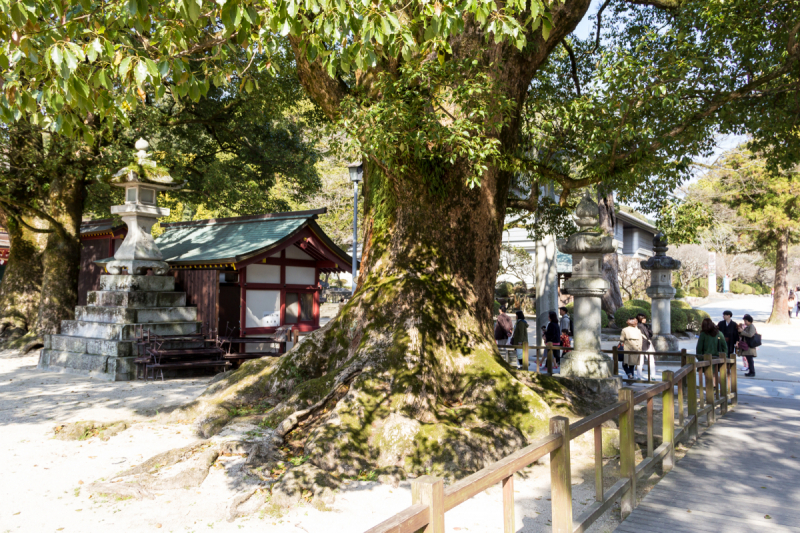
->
1, 295, 792, 533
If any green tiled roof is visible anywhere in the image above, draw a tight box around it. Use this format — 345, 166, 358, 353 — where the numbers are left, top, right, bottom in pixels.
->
155, 212, 311, 264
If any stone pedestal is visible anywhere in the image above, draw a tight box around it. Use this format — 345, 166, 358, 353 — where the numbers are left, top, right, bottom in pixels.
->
38, 275, 200, 380
557, 194, 616, 378
641, 233, 681, 353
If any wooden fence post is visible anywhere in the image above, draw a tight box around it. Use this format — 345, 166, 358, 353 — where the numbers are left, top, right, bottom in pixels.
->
687, 355, 698, 443
704, 354, 716, 426
546, 342, 554, 375
719, 352, 728, 416
613, 345, 619, 377
619, 388, 636, 519
522, 338, 529, 371
549, 416, 572, 533
594, 426, 603, 502
411, 476, 445, 533
662, 370, 675, 472
502, 474, 515, 533
731, 354, 738, 407
697, 360, 705, 410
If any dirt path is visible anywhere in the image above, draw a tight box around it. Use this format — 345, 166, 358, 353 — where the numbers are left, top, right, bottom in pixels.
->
0, 349, 656, 533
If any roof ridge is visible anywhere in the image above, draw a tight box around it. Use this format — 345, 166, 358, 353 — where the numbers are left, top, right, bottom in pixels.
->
160, 208, 327, 229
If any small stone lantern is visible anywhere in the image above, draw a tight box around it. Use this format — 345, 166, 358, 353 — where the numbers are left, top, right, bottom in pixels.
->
104, 139, 182, 276
640, 233, 682, 351
557, 194, 617, 378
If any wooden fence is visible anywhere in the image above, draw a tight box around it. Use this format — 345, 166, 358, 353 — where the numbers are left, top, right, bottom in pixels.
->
364, 352, 737, 533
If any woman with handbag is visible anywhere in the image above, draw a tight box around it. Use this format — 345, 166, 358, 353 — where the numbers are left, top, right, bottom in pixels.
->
738, 314, 759, 377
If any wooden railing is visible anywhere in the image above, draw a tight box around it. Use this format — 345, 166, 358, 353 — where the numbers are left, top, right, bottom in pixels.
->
364, 352, 738, 533
501, 340, 561, 374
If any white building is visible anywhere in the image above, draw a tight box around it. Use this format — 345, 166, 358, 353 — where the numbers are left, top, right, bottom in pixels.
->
498, 207, 657, 287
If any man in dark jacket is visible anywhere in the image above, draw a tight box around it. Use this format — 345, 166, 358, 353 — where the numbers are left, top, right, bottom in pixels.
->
717, 311, 739, 355
494, 306, 513, 346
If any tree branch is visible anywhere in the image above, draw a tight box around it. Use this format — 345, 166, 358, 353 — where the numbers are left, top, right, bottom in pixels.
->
0, 197, 67, 240
287, 36, 350, 120
592, 0, 612, 54
561, 40, 582, 96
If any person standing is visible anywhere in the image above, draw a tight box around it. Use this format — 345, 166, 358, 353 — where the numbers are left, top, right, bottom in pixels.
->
717, 311, 740, 357
789, 294, 796, 319
542, 311, 562, 370
494, 305, 513, 346
636, 313, 655, 381
620, 317, 643, 380
738, 314, 758, 378
696, 318, 728, 357
559, 306, 571, 337
510, 310, 529, 368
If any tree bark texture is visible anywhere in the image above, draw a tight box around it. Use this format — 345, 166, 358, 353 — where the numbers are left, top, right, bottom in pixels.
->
768, 229, 790, 325
35, 171, 86, 336
182, 0, 602, 476
0, 213, 45, 338
598, 192, 624, 315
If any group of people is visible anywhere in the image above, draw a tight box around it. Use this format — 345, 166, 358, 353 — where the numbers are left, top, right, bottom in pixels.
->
618, 314, 657, 380
789, 288, 800, 318
696, 310, 759, 377
494, 305, 572, 371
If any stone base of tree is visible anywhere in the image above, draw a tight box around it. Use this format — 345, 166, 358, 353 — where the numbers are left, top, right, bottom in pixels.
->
38, 274, 200, 381
560, 350, 614, 378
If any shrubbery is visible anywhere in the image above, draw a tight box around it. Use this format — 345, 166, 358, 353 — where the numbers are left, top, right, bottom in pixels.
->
686, 308, 711, 331
670, 303, 689, 332
614, 305, 650, 326
672, 300, 692, 310
495, 281, 514, 298
688, 286, 709, 298
628, 299, 651, 311
675, 287, 686, 298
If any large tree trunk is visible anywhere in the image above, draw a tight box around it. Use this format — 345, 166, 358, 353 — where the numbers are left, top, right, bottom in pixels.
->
0, 213, 46, 340
34, 171, 86, 337
768, 229, 790, 325
598, 192, 624, 314
176, 0, 597, 479
182, 162, 568, 478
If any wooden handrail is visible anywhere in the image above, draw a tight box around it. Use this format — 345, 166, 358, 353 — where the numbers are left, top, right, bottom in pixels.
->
364, 353, 737, 533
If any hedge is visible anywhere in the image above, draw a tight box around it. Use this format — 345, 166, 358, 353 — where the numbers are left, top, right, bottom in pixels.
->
672, 300, 692, 310
688, 286, 709, 298
495, 281, 514, 298
671, 307, 688, 333
675, 287, 686, 298
626, 299, 651, 311
686, 308, 711, 332
614, 305, 650, 326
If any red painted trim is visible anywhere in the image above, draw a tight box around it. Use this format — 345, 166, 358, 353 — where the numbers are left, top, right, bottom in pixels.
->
108, 237, 115, 258
304, 228, 352, 271
245, 323, 318, 334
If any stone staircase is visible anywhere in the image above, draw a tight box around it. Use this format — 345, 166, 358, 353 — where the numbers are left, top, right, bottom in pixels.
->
38, 274, 201, 381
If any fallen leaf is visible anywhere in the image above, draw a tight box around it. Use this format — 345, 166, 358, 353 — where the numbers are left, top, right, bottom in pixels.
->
761, 487, 766, 489
687, 510, 691, 513
765, 515, 772, 519
76, 509, 82, 512
155, 525, 162, 529
78, 480, 84, 485
13, 512, 20, 515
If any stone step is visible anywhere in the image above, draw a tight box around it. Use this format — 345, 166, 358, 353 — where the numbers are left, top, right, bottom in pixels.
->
59, 320, 201, 341
46, 335, 134, 357
45, 335, 207, 357
75, 306, 198, 324
38, 349, 136, 381
100, 275, 175, 292
87, 290, 186, 308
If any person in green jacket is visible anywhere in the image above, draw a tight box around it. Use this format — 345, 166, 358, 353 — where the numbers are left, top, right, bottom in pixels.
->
696, 317, 727, 357
510, 310, 529, 368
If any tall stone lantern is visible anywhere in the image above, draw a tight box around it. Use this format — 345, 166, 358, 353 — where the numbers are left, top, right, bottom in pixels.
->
557, 194, 616, 378
106, 139, 182, 276
640, 233, 681, 351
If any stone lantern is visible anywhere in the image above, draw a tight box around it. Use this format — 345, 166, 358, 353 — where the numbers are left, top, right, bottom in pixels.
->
640, 233, 682, 351
105, 139, 182, 275
557, 194, 616, 378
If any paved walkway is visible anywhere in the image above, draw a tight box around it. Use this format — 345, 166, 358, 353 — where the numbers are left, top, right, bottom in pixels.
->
615, 394, 800, 533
